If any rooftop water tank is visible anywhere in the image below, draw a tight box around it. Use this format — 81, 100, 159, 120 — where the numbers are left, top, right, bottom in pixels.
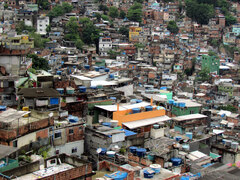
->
109, 74, 114, 79
56, 88, 64, 95
136, 99, 142, 103
102, 122, 111, 127
106, 151, 115, 158
136, 148, 146, 157
175, 136, 182, 141
130, 99, 138, 104
153, 124, 160, 129
99, 148, 107, 155
129, 146, 137, 154
148, 154, 155, 161
110, 97, 117, 101
225, 140, 232, 147
168, 99, 174, 105
143, 169, 155, 178
145, 106, 153, 112
95, 67, 100, 72
0, 106, 6, 111
67, 115, 79, 123
150, 164, 161, 174
132, 108, 141, 114
56, 71, 62, 75
171, 158, 182, 166
79, 86, 86, 93
90, 86, 97, 89
84, 65, 90, 70
186, 132, 193, 140
105, 68, 110, 72
110, 120, 118, 128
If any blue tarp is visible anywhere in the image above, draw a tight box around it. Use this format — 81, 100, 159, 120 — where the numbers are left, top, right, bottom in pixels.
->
105, 171, 128, 180
120, 129, 137, 137
50, 98, 59, 105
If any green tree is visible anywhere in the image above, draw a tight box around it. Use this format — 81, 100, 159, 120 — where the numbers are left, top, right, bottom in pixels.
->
208, 50, 217, 56
101, 14, 110, 21
127, 3, 143, 23
225, 14, 237, 26
167, 20, 179, 34
109, 6, 119, 18
79, 18, 101, 45
185, 0, 215, 25
118, 27, 129, 37
209, 38, 218, 48
217, 105, 237, 113
47, 3, 73, 19
95, 13, 102, 22
108, 50, 120, 59
38, 0, 50, 10
29, 32, 50, 48
64, 17, 84, 50
198, 68, 210, 82
119, 10, 126, 19
99, 4, 109, 14
4, 3, 8, 10
27, 54, 50, 71
16, 21, 35, 34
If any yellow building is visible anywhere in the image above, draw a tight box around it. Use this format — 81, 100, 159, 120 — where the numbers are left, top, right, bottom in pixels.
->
129, 26, 143, 42
3, 35, 34, 49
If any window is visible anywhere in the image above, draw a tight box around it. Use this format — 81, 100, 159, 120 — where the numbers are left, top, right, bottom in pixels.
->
69, 129, 74, 134
72, 147, 77, 153
54, 132, 61, 139
13, 140, 18, 147
190, 110, 194, 114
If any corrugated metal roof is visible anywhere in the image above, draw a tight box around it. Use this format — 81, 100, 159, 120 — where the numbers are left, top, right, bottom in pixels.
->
172, 114, 207, 121
122, 115, 171, 129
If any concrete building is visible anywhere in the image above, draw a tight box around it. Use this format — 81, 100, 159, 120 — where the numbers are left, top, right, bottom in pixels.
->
37, 15, 50, 35
99, 37, 112, 57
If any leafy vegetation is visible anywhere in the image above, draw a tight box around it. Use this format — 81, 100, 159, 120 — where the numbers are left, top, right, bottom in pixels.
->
27, 54, 50, 71
79, 18, 101, 45
47, 2, 73, 19
16, 21, 35, 34
29, 32, 50, 48
109, 6, 119, 18
197, 67, 210, 82
38, 0, 50, 10
167, 20, 179, 34
118, 27, 129, 37
217, 105, 237, 113
98, 4, 109, 14
64, 17, 84, 50
119, 10, 126, 19
127, 3, 143, 23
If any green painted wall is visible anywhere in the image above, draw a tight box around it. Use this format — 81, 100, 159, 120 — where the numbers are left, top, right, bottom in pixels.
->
0, 159, 19, 173
172, 106, 200, 116
88, 100, 112, 111
201, 55, 219, 74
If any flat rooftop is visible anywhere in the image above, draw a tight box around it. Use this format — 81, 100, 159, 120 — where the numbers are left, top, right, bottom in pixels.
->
12, 163, 74, 180
138, 168, 179, 180
172, 113, 207, 121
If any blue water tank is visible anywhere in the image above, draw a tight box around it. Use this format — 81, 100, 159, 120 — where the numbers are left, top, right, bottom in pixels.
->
136, 148, 146, 157
109, 74, 114, 79
160, 87, 167, 90
56, 88, 64, 94
136, 99, 142, 103
171, 158, 182, 166
84, 65, 90, 70
68, 115, 79, 123
100, 148, 107, 155
181, 103, 186, 108
56, 71, 62, 75
73, 65, 76, 69
186, 132, 193, 140
110, 97, 117, 101
173, 102, 177, 106
175, 136, 182, 141
145, 106, 153, 111
0, 106, 6, 111
168, 99, 174, 104
129, 146, 138, 154
148, 154, 155, 161
100, 66, 105, 69
150, 164, 161, 174
90, 86, 97, 89
102, 122, 111, 127
79, 86, 86, 93
95, 67, 100, 71
132, 108, 141, 114
143, 169, 154, 178
105, 68, 110, 72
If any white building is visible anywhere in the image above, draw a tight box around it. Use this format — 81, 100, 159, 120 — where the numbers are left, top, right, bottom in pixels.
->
99, 37, 112, 57
37, 16, 49, 35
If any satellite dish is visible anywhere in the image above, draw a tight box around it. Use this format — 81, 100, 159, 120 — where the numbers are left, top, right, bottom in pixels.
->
96, 148, 102, 154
